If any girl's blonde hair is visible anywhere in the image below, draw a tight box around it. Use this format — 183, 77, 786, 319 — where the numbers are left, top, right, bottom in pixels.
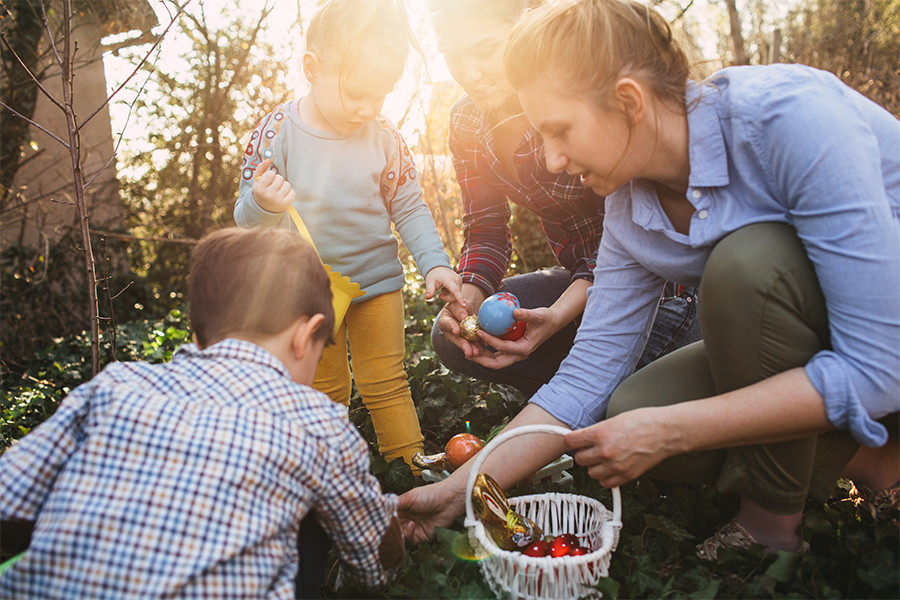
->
307, 0, 421, 82
505, 0, 695, 112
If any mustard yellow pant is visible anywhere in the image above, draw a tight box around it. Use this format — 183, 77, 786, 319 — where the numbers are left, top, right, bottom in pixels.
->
314, 290, 424, 468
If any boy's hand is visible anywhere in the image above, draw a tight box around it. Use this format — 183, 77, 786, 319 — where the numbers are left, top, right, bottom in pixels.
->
425, 266, 466, 309
252, 158, 295, 213
398, 480, 465, 545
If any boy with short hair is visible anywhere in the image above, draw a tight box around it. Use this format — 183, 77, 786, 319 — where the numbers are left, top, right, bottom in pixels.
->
0, 227, 403, 598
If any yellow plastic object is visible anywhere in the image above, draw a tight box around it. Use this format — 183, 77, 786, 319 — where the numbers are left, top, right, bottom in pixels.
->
287, 206, 365, 336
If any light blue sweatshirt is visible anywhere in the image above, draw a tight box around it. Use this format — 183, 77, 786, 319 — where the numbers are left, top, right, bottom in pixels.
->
530, 65, 900, 447
235, 101, 451, 301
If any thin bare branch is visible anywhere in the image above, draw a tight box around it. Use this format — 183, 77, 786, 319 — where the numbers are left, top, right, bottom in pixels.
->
0, 32, 66, 112
0, 100, 70, 147
40, 0, 64, 68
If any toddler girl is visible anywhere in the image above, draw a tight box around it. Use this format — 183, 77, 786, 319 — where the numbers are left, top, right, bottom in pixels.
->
236, 0, 463, 470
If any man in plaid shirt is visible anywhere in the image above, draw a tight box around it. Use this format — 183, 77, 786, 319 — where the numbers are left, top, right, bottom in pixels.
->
432, 93, 700, 395
0, 228, 403, 599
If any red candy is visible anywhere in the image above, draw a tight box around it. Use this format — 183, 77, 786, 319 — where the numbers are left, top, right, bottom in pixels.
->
522, 540, 549, 557
548, 533, 578, 557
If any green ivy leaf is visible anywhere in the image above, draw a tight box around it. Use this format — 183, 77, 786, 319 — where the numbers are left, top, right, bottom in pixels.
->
764, 550, 797, 584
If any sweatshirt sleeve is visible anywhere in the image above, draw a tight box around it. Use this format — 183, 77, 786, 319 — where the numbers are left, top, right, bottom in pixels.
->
378, 117, 452, 277
234, 105, 292, 230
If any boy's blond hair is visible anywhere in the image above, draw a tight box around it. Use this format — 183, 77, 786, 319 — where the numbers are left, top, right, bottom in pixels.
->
189, 228, 334, 347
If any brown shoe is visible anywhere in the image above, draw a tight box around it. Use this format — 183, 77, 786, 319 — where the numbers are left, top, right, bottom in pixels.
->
696, 519, 755, 561
696, 518, 810, 561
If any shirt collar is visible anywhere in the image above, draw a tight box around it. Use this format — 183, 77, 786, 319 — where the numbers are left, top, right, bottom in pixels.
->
686, 80, 730, 189
174, 339, 292, 379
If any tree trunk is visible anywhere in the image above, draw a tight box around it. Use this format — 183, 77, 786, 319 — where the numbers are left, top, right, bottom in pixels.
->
723, 0, 748, 65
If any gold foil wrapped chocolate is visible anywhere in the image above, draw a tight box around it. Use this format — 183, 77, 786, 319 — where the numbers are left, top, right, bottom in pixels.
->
411, 451, 450, 472
459, 315, 481, 341
471, 473, 543, 551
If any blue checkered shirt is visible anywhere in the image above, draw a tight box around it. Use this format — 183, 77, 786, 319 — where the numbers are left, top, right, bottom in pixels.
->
0, 340, 398, 598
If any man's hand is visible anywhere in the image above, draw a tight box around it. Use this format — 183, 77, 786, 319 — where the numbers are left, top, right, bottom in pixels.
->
467, 305, 562, 369
436, 283, 487, 359
252, 158, 295, 213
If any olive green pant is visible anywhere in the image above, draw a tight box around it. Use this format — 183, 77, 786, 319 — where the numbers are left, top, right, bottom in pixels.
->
607, 223, 859, 514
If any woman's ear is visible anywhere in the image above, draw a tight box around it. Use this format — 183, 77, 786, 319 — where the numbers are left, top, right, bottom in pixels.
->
614, 77, 646, 127
302, 52, 320, 85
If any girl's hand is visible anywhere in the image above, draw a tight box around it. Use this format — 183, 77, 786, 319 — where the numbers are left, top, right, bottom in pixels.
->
468, 305, 562, 369
425, 267, 466, 309
252, 158, 295, 213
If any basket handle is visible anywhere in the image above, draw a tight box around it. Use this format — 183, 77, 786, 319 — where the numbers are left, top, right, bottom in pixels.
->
463, 424, 622, 526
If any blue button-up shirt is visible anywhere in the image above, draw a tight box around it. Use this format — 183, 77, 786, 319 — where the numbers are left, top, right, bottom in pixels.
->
531, 64, 900, 447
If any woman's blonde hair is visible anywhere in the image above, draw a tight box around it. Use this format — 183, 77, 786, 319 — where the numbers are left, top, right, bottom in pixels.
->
307, 0, 421, 83
505, 0, 695, 112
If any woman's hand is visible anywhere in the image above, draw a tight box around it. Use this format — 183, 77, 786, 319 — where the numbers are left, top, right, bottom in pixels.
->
252, 158, 295, 213
398, 404, 570, 544
565, 408, 676, 488
398, 479, 466, 545
424, 267, 466, 309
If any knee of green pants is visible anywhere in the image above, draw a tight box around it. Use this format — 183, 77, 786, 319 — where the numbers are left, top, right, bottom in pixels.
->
699, 222, 830, 391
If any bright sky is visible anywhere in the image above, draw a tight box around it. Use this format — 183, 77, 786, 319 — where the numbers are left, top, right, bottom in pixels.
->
104, 0, 453, 132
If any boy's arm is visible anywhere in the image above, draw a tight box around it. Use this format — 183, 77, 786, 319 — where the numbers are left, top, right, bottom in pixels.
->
0, 381, 95, 529
313, 429, 403, 589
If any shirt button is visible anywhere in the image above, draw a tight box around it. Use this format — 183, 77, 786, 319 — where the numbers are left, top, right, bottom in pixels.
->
698, 210, 709, 219
692, 189, 702, 199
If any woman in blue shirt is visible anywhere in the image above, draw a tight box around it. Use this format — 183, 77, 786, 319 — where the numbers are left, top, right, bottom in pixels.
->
399, 0, 899, 558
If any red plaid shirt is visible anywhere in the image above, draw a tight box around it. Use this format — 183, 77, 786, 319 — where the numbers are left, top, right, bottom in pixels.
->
449, 95, 606, 294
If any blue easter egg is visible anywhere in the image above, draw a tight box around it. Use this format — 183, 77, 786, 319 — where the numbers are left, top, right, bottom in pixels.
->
478, 292, 520, 336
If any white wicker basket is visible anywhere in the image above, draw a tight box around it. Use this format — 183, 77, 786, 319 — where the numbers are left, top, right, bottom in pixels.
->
464, 425, 622, 600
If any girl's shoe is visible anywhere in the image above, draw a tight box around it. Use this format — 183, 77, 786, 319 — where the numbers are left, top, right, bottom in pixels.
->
696, 518, 809, 561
